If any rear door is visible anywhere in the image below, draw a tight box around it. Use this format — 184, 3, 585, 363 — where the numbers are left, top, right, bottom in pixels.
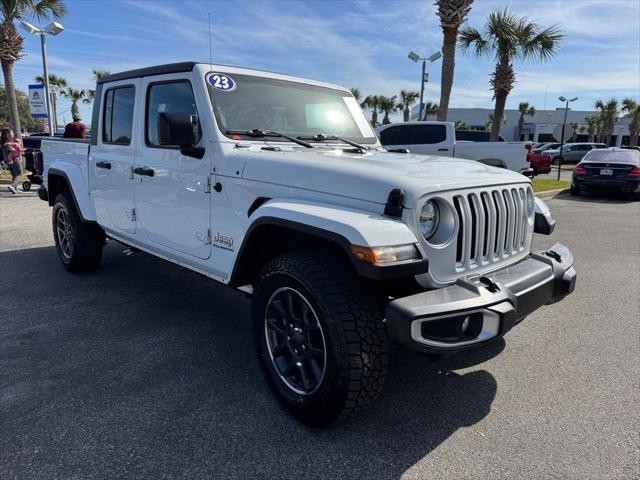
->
91, 81, 138, 233
134, 75, 211, 260
405, 124, 449, 155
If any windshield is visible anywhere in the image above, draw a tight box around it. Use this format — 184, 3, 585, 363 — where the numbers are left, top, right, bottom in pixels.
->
206, 72, 377, 144
583, 149, 640, 163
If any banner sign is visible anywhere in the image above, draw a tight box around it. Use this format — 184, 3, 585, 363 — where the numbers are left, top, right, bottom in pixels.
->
28, 84, 48, 118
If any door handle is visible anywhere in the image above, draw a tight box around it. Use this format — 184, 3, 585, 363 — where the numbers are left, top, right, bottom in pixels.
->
133, 166, 155, 177
96, 161, 111, 169
437, 148, 449, 152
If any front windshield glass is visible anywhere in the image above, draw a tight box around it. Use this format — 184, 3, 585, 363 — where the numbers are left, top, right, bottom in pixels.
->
207, 72, 377, 144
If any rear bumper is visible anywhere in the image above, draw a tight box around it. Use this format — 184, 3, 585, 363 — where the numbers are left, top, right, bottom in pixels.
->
573, 176, 640, 192
386, 243, 576, 354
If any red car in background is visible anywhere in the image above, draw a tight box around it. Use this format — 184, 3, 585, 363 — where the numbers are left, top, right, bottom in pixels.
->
527, 150, 552, 176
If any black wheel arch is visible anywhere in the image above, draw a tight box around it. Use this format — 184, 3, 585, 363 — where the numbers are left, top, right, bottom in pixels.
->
228, 217, 428, 288
47, 168, 94, 223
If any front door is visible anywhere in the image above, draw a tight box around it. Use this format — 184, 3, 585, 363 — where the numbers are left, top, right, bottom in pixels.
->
134, 76, 211, 260
91, 81, 138, 234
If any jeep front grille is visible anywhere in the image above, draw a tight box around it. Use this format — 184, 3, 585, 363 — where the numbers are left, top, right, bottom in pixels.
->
452, 186, 531, 271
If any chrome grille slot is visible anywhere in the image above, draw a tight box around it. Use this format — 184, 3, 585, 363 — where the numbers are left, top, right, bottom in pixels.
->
451, 185, 532, 274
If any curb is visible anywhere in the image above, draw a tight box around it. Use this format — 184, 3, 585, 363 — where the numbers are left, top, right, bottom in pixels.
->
536, 188, 570, 200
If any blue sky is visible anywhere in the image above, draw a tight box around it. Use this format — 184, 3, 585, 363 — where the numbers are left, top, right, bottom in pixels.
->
11, 0, 640, 125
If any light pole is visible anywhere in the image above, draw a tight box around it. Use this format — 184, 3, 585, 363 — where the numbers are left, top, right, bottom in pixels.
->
19, 20, 64, 137
557, 96, 578, 180
408, 50, 441, 121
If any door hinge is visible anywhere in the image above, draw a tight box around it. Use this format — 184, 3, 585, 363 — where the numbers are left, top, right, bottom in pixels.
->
126, 208, 136, 221
197, 228, 212, 244
130, 166, 135, 180
204, 176, 212, 193
206, 228, 212, 244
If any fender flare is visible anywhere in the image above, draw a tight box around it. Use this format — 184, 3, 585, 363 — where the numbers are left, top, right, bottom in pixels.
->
229, 199, 427, 285
477, 157, 507, 168
47, 165, 97, 222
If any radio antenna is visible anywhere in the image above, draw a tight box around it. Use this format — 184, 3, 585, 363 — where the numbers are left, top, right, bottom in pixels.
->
208, 12, 213, 68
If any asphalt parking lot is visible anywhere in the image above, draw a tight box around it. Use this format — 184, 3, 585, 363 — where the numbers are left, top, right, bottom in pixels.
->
1, 190, 639, 480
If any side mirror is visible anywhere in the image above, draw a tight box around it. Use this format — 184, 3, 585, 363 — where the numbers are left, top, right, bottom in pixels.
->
534, 197, 555, 235
157, 112, 204, 159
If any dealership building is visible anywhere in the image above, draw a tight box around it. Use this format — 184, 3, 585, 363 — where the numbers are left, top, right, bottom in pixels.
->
411, 106, 633, 146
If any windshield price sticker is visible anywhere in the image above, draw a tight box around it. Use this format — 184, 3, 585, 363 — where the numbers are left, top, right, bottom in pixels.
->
208, 73, 236, 92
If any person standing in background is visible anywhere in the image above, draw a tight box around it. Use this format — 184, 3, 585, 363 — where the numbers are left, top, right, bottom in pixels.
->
1, 128, 25, 194
64, 114, 87, 139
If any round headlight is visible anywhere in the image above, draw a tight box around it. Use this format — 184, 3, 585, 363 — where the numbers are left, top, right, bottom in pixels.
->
419, 200, 439, 240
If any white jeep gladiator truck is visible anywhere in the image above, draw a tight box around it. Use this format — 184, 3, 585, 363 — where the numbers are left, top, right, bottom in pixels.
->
376, 121, 532, 174
39, 62, 576, 426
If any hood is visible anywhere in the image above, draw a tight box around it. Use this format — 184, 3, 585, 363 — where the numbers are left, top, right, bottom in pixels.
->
240, 147, 530, 206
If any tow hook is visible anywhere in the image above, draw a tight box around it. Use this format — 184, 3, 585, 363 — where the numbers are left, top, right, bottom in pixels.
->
545, 250, 562, 262
478, 276, 500, 293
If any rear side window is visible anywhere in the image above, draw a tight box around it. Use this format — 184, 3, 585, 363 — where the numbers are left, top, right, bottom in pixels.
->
102, 86, 135, 145
379, 126, 408, 145
146, 80, 201, 147
406, 124, 446, 145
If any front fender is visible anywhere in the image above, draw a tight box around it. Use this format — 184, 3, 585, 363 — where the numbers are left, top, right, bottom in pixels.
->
47, 163, 96, 222
251, 199, 419, 247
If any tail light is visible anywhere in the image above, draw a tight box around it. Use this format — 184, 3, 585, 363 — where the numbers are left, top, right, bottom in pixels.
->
628, 166, 640, 177
574, 164, 586, 176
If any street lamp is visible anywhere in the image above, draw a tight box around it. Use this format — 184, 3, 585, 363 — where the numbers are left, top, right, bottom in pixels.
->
557, 95, 578, 180
19, 20, 64, 137
408, 50, 441, 121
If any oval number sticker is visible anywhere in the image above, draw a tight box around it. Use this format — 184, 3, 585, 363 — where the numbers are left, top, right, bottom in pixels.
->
208, 73, 236, 92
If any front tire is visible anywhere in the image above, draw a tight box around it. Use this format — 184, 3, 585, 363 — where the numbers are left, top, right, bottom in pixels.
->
252, 252, 388, 427
52, 192, 104, 272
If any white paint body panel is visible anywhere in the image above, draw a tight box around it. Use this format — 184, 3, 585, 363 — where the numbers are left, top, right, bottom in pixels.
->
376, 121, 530, 173
41, 63, 537, 288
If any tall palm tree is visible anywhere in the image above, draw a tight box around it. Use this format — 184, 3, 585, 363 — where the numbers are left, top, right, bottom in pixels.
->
594, 99, 619, 146
454, 119, 469, 130
422, 101, 439, 120
622, 98, 640, 146
61, 87, 86, 115
86, 69, 110, 102
35, 73, 66, 130
459, 9, 562, 141
435, 0, 473, 121
1, 0, 66, 138
378, 95, 398, 125
397, 90, 419, 122
517, 102, 535, 140
362, 94, 381, 127
568, 122, 579, 142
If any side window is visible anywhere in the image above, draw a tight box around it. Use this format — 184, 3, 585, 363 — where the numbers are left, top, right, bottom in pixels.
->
146, 80, 201, 147
406, 124, 446, 145
102, 86, 135, 145
379, 126, 408, 145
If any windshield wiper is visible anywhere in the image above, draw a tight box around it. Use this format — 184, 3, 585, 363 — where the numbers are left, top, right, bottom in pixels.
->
226, 129, 314, 149
297, 133, 371, 151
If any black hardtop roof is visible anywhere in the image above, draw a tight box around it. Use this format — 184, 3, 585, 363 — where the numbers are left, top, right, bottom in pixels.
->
96, 62, 336, 86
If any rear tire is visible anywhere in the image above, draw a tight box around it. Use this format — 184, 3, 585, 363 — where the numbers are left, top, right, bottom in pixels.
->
252, 252, 388, 427
52, 192, 104, 272
21, 181, 31, 192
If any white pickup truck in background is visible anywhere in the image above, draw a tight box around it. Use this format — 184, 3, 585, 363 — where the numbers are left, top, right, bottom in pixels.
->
376, 121, 531, 175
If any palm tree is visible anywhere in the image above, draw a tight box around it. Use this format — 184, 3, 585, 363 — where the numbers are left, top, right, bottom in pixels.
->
422, 101, 439, 120
397, 90, 419, 122
594, 99, 619, 146
568, 122, 579, 142
61, 87, 86, 115
454, 120, 469, 130
1, 0, 66, 138
86, 69, 110, 102
459, 9, 562, 141
35, 73, 66, 130
517, 102, 535, 140
485, 113, 506, 131
435, 0, 473, 121
378, 95, 398, 125
585, 115, 603, 142
622, 98, 640, 146
362, 94, 381, 127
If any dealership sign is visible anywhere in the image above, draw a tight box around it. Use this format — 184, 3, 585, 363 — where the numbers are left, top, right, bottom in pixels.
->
28, 84, 48, 118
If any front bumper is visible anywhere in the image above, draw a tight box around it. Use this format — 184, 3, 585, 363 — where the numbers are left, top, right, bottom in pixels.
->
386, 243, 576, 354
